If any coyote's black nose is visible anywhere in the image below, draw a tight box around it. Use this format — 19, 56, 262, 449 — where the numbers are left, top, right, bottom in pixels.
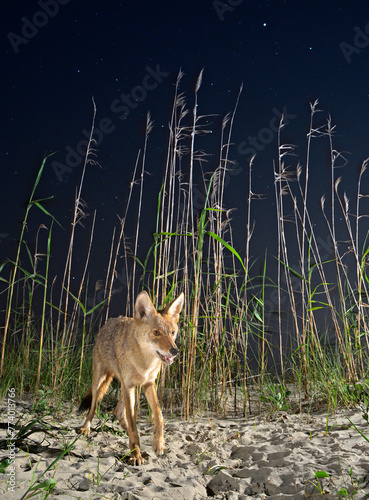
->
170, 346, 179, 357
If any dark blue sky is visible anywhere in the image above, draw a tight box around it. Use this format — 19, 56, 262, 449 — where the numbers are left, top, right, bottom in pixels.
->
1, 0, 369, 314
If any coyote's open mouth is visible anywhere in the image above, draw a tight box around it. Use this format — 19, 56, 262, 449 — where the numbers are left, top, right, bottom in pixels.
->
157, 351, 175, 365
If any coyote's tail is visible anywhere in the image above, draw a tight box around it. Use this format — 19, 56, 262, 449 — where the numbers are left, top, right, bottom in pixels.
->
77, 389, 92, 414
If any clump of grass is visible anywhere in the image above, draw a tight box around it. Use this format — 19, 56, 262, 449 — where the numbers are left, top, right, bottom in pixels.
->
0, 73, 368, 418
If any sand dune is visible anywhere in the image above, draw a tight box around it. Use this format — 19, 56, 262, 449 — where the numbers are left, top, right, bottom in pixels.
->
1, 398, 369, 499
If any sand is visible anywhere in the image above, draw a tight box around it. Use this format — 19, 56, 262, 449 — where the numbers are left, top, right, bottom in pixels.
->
1, 397, 369, 499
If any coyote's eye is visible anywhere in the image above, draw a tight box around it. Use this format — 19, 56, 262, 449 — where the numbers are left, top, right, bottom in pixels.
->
153, 330, 161, 337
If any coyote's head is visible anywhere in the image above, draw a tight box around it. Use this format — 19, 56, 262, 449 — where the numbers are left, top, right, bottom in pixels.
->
134, 291, 184, 365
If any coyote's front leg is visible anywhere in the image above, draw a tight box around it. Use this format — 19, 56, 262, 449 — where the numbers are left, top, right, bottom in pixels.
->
143, 382, 164, 456
123, 385, 144, 465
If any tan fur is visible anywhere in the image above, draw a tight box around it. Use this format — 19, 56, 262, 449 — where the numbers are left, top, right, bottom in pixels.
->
78, 291, 184, 465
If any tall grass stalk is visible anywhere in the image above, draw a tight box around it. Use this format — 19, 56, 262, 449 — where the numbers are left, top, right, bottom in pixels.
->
53, 98, 99, 390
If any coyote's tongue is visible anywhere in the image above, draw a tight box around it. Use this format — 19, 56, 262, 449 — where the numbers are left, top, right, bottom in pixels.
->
158, 352, 174, 364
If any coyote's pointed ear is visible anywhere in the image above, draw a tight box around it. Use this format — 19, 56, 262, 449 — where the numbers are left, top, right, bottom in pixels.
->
166, 293, 184, 322
134, 291, 156, 321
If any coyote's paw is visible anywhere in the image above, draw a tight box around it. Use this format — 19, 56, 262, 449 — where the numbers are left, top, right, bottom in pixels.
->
129, 449, 145, 465
78, 426, 90, 436
153, 435, 165, 456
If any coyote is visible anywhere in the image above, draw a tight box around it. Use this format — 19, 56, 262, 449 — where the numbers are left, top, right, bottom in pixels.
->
78, 290, 184, 465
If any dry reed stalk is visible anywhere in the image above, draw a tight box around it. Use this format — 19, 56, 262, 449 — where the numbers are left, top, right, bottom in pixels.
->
104, 151, 140, 321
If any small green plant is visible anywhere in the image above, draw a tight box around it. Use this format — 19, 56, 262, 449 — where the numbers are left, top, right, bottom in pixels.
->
337, 467, 363, 498
338, 486, 351, 497
19, 435, 81, 500
84, 455, 116, 486
32, 388, 54, 414
195, 448, 210, 465
347, 379, 369, 411
261, 384, 291, 413
21, 477, 57, 500
95, 456, 118, 485
309, 470, 330, 495
205, 464, 227, 476
95, 406, 124, 435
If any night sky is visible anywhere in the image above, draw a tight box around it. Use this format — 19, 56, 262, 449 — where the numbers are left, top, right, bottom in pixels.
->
2, 0, 369, 317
